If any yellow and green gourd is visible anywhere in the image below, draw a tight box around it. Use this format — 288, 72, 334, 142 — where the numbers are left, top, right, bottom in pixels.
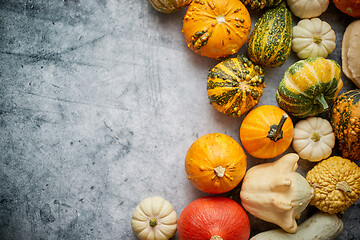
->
276, 57, 343, 118
148, 0, 191, 13
247, 2, 292, 68
207, 55, 265, 117
240, 0, 282, 10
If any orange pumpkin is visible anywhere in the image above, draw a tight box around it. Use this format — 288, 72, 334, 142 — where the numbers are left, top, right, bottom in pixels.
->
240, 105, 294, 159
185, 133, 247, 194
182, 0, 251, 59
333, 0, 360, 17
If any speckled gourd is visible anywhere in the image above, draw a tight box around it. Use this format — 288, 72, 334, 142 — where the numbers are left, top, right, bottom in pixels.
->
148, 0, 192, 13
240, 0, 282, 10
207, 55, 265, 117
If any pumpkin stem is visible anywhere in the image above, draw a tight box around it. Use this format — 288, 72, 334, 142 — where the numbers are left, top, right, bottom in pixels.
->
315, 93, 329, 110
214, 166, 226, 178
336, 181, 352, 194
311, 132, 321, 142
313, 35, 322, 44
210, 236, 223, 240
149, 219, 157, 227
267, 114, 288, 142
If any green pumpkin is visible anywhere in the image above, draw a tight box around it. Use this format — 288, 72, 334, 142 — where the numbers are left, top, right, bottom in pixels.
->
330, 90, 360, 161
276, 57, 343, 118
207, 55, 265, 117
148, 0, 191, 13
240, 0, 282, 10
247, 2, 292, 67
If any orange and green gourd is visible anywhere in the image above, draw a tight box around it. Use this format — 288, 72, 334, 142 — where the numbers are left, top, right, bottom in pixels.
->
207, 55, 265, 117
240, 0, 282, 10
276, 57, 343, 118
182, 0, 251, 59
148, 0, 192, 13
330, 90, 360, 161
247, 2, 293, 67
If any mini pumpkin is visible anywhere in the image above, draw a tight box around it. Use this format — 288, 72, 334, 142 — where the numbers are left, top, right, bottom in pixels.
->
306, 156, 360, 214
131, 196, 177, 240
333, 0, 360, 17
240, 105, 294, 159
185, 133, 247, 194
287, 0, 329, 19
207, 55, 265, 117
292, 117, 335, 162
148, 0, 191, 13
329, 90, 360, 161
276, 57, 343, 118
182, 0, 251, 59
292, 18, 336, 59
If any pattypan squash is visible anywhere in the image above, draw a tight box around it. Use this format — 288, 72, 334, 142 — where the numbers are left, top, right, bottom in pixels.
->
286, 0, 329, 19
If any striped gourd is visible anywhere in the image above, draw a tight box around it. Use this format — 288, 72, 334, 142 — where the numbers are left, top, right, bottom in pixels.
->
240, 0, 282, 10
247, 2, 292, 67
148, 0, 191, 13
207, 55, 265, 117
330, 90, 360, 161
276, 57, 343, 118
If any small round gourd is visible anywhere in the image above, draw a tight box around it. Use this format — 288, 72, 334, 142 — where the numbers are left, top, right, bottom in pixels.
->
207, 55, 265, 117
292, 117, 335, 162
148, 0, 191, 13
333, 0, 360, 17
287, 0, 329, 19
185, 133, 247, 194
306, 156, 360, 214
240, 105, 294, 159
276, 57, 343, 118
292, 18, 336, 59
131, 196, 177, 240
182, 0, 251, 59
240, 0, 282, 10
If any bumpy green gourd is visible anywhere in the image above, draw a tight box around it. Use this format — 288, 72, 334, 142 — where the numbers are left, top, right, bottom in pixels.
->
240, 0, 282, 10
247, 2, 292, 67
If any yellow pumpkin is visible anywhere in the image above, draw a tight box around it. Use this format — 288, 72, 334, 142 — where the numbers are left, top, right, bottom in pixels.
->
185, 133, 247, 194
182, 0, 251, 59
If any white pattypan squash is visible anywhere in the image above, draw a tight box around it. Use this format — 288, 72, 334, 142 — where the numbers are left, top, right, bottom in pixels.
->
287, 0, 329, 19
131, 196, 177, 240
292, 117, 335, 162
292, 18, 336, 59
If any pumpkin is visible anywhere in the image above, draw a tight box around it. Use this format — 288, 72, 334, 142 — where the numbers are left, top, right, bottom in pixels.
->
306, 156, 360, 214
292, 117, 335, 162
342, 20, 360, 88
247, 2, 293, 68
239, 105, 294, 159
276, 57, 343, 118
131, 196, 177, 240
329, 90, 360, 161
240, 153, 314, 233
148, 0, 191, 13
251, 212, 343, 240
182, 0, 251, 59
286, 0, 329, 19
185, 133, 247, 194
177, 196, 250, 240
292, 18, 336, 59
240, 0, 282, 10
333, 0, 360, 17
207, 55, 265, 117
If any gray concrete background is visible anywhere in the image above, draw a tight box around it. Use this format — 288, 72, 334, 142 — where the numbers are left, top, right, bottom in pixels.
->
0, 0, 359, 239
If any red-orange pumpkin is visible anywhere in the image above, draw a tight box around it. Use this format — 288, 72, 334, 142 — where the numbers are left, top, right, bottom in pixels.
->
333, 0, 360, 17
177, 197, 250, 240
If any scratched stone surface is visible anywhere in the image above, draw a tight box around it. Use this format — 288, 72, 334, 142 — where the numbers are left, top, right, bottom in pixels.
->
0, 0, 359, 239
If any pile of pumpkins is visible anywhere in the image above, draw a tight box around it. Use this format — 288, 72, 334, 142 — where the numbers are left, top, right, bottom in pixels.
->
131, 0, 360, 239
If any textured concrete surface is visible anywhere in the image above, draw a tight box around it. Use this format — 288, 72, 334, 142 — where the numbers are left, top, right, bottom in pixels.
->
0, 0, 359, 239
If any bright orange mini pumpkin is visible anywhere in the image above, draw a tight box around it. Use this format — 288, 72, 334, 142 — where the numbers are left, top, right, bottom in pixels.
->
333, 0, 360, 17
182, 0, 251, 59
185, 133, 247, 194
240, 105, 294, 159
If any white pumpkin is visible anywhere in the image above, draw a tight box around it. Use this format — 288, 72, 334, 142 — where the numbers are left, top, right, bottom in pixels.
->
292, 117, 335, 162
292, 18, 336, 59
131, 196, 177, 240
287, 0, 329, 19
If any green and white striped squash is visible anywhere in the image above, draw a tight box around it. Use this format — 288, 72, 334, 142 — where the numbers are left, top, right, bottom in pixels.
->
240, 0, 282, 10
276, 57, 343, 118
148, 0, 191, 13
247, 2, 293, 68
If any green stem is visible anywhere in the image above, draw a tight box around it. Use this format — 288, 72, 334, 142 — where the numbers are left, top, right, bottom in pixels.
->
315, 93, 329, 110
267, 114, 288, 142
210, 236, 223, 240
149, 219, 157, 227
